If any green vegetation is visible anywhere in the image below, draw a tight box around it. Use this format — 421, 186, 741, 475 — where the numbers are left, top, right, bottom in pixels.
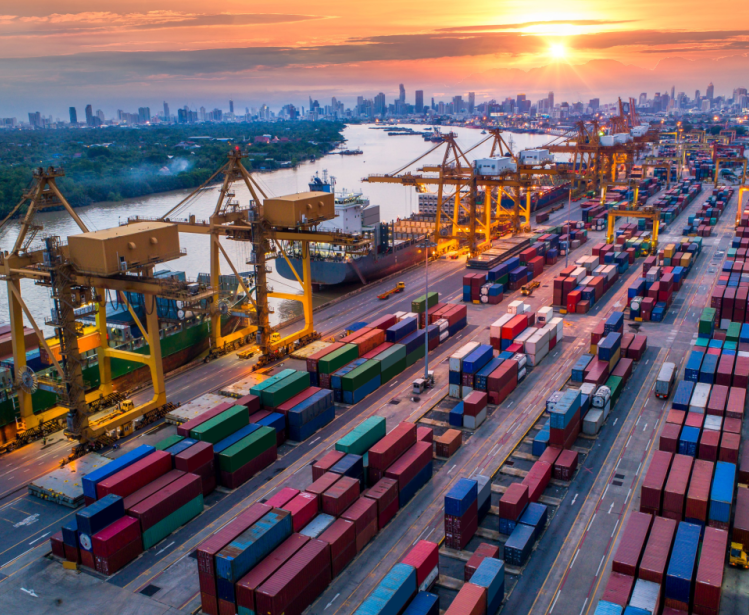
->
0, 122, 344, 218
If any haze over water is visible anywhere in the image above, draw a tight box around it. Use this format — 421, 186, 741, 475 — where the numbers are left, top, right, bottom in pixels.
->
0, 125, 552, 334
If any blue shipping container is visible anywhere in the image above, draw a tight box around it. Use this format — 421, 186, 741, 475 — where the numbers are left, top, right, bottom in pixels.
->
75, 494, 125, 544
214, 423, 260, 454
366, 563, 417, 615
445, 478, 478, 517
709, 461, 736, 524
463, 345, 494, 375
684, 351, 704, 382
504, 522, 535, 567
287, 389, 334, 427
598, 333, 622, 362
698, 354, 718, 385
665, 522, 701, 607
519, 502, 548, 542
403, 591, 439, 615
672, 380, 695, 411
594, 602, 623, 615
288, 404, 334, 442
532, 430, 549, 456
81, 445, 155, 500
343, 375, 382, 405
164, 438, 198, 457
604, 312, 624, 334
399, 460, 432, 508
300, 513, 336, 538
386, 317, 418, 343
449, 402, 464, 427
471, 557, 505, 613
256, 412, 286, 434
572, 354, 594, 382
475, 358, 503, 391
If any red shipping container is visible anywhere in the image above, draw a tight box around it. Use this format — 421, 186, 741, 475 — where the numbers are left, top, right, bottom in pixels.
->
265, 487, 300, 509
312, 450, 346, 481
539, 446, 562, 466
363, 342, 393, 359
417, 426, 433, 443
94, 535, 143, 576
91, 515, 140, 559
602, 572, 635, 607
234, 394, 261, 413
740, 448, 749, 484
318, 518, 356, 576
282, 492, 319, 532
685, 412, 704, 430
306, 472, 341, 505
627, 335, 647, 361
124, 468, 185, 512
445, 582, 486, 615
666, 410, 686, 426
63, 543, 80, 564
501, 314, 528, 340
522, 461, 552, 502
499, 483, 528, 520
175, 440, 213, 473
219, 445, 277, 490
659, 423, 681, 453
699, 430, 720, 462
177, 401, 234, 437
322, 476, 360, 517
384, 441, 432, 491
254, 539, 332, 615
584, 360, 610, 387
128, 472, 201, 532
611, 358, 633, 383
354, 516, 378, 552
723, 417, 742, 434
639, 515, 677, 585
50, 531, 65, 559
340, 327, 372, 345
249, 410, 271, 423
341, 496, 377, 538
363, 477, 398, 516
96, 450, 173, 500
435, 430, 462, 459
715, 356, 735, 388
194, 458, 217, 497
277, 387, 320, 416
733, 360, 749, 389
719, 432, 740, 463
706, 385, 728, 416
463, 391, 488, 417
236, 533, 310, 614
488, 360, 518, 393
694, 526, 729, 612
368, 314, 398, 330
464, 542, 500, 582
553, 449, 579, 481
612, 512, 653, 576
686, 459, 714, 523
401, 540, 439, 587
368, 422, 417, 483
733, 488, 749, 549
663, 454, 693, 520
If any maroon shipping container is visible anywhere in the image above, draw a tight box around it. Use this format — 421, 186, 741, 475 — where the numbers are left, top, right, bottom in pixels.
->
660, 423, 681, 453
282, 492, 319, 533
716, 356, 735, 387
740, 448, 749, 484
94, 535, 143, 576
174, 440, 213, 473
733, 488, 749, 549
367, 422, 417, 483
611, 357, 634, 383
719, 432, 741, 463
194, 458, 217, 497
500, 483, 529, 520
265, 487, 300, 509
318, 518, 356, 576
417, 426, 434, 443
639, 515, 677, 585
197, 503, 271, 598
602, 572, 635, 607
663, 454, 693, 520
445, 511, 478, 551
177, 401, 234, 437
401, 540, 439, 587
234, 394, 261, 413
584, 360, 610, 387
249, 410, 271, 424
723, 417, 742, 434
464, 542, 500, 582
733, 359, 749, 389
548, 412, 580, 448
694, 526, 730, 612
235, 533, 310, 614
699, 430, 720, 462
306, 472, 341, 504
726, 387, 746, 420
488, 360, 518, 391
322, 476, 360, 517
463, 391, 488, 417
666, 410, 686, 426
706, 385, 728, 416
219, 445, 277, 490
641, 451, 673, 514
96, 450, 172, 500
627, 335, 647, 361
92, 515, 140, 558
129, 472, 201, 531
686, 459, 714, 523
255, 539, 332, 615
384, 441, 432, 491
50, 531, 65, 559
341, 496, 377, 541
522, 461, 552, 502
63, 543, 80, 564
685, 412, 704, 430
445, 582, 487, 615
612, 512, 653, 576
277, 387, 320, 416
553, 449, 579, 481
538, 446, 562, 466
363, 477, 399, 529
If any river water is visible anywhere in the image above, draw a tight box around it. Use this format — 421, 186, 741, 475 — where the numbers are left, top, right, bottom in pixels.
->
0, 124, 553, 335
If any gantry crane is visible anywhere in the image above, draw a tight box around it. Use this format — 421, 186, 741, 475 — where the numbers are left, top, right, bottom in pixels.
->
737, 184, 749, 227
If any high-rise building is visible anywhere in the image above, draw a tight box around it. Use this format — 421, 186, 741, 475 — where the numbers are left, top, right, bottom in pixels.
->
548, 92, 554, 109
468, 92, 475, 113
415, 90, 424, 113
453, 95, 463, 114
138, 107, 150, 123
588, 98, 600, 111
702, 98, 711, 111
671, 86, 675, 100
706, 83, 714, 100
28, 112, 41, 127
374, 92, 386, 116
431, 97, 435, 111
69, 107, 77, 125
734, 88, 748, 103
163, 101, 170, 120
516, 94, 526, 109
85, 104, 94, 126
639, 93, 647, 106
695, 90, 701, 101
229, 100, 234, 114
399, 84, 405, 104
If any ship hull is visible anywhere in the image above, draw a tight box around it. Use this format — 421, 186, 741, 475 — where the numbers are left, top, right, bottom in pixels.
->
276, 242, 424, 287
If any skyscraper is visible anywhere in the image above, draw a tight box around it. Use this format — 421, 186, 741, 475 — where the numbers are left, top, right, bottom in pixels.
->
229, 100, 234, 114
85, 104, 94, 126
453, 95, 463, 114
163, 101, 170, 120
671, 86, 675, 100
374, 92, 386, 116
468, 92, 475, 113
28, 112, 41, 127
695, 90, 701, 101
548, 92, 554, 108
69, 107, 77, 125
415, 90, 424, 113
138, 107, 151, 123
706, 83, 714, 100
516, 94, 526, 109
639, 93, 647, 106
399, 84, 405, 104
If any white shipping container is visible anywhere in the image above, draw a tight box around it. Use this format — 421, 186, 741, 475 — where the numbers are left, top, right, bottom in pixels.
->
449, 341, 480, 372
704, 415, 722, 431
602, 400, 612, 420
440, 331, 449, 343
436, 318, 449, 331
583, 409, 603, 435
480, 283, 493, 296
518, 367, 527, 383
480, 295, 489, 303
537, 306, 554, 325
739, 351, 749, 359
720, 319, 732, 330
461, 386, 473, 398
508, 300, 523, 315
629, 579, 660, 615
512, 353, 528, 370
514, 327, 537, 348
580, 382, 597, 396
449, 384, 461, 399
522, 303, 532, 314
527, 345, 548, 367
394, 311, 407, 320
689, 383, 711, 413
476, 475, 491, 508
570, 267, 586, 283
571, 239, 581, 249
464, 407, 487, 429
580, 275, 595, 287
491, 314, 514, 338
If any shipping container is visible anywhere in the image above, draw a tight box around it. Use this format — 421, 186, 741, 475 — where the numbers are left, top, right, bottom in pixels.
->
694, 526, 729, 612
82, 445, 156, 500
444, 582, 486, 615
612, 512, 653, 576
318, 518, 356, 577
665, 522, 701, 609
639, 515, 677, 585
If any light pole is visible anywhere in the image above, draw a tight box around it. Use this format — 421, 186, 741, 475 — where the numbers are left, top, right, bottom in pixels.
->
421, 238, 437, 381
564, 182, 573, 268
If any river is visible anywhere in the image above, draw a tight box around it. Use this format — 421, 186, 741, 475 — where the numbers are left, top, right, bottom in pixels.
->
0, 124, 554, 335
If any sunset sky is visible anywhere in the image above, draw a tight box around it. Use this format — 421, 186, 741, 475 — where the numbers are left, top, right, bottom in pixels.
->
1, 1, 748, 117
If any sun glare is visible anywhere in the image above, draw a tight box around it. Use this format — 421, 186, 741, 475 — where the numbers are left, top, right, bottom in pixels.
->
550, 43, 566, 59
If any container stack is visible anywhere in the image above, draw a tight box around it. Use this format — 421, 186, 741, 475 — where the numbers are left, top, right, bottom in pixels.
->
444, 478, 478, 551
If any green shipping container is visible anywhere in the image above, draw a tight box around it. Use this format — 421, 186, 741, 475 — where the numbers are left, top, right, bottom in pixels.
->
411, 292, 439, 314
699, 308, 716, 335
381, 357, 407, 384
374, 344, 407, 372
190, 405, 249, 443
218, 425, 276, 473
606, 376, 623, 404
335, 416, 386, 456
142, 494, 204, 549
342, 360, 380, 392
726, 322, 741, 343
154, 435, 184, 451
495, 274, 509, 287
260, 371, 310, 407
695, 338, 708, 348
250, 369, 296, 396
318, 344, 359, 375
405, 344, 425, 367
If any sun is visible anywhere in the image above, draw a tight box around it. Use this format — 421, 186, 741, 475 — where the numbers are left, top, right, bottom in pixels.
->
549, 43, 566, 59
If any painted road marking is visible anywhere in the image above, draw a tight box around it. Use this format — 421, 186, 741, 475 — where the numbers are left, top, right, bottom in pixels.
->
608, 502, 614, 514
155, 541, 175, 556
571, 549, 579, 568
28, 532, 50, 545
549, 590, 561, 613
571, 493, 578, 506
596, 555, 606, 577
579, 598, 589, 615
643, 422, 648, 431
613, 418, 618, 426
611, 519, 620, 538
325, 593, 340, 609
602, 484, 609, 500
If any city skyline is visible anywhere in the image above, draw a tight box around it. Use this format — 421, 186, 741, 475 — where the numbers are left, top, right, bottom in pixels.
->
0, 2, 747, 116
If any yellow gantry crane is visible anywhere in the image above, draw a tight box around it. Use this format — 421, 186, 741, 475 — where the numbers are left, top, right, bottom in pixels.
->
606, 205, 660, 253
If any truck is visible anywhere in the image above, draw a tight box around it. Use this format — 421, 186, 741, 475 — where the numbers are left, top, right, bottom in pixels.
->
378, 282, 405, 300
654, 362, 676, 399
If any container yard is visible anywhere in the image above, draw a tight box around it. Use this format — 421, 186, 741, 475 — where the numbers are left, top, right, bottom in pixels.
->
1, 126, 748, 615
